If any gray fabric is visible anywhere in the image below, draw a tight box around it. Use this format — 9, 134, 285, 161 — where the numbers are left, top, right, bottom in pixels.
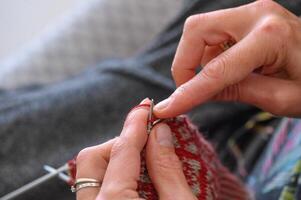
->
1, 0, 301, 200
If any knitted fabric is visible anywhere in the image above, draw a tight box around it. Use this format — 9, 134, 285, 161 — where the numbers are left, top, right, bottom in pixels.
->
137, 115, 250, 200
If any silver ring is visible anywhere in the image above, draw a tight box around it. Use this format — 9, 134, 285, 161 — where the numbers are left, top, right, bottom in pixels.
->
71, 178, 101, 193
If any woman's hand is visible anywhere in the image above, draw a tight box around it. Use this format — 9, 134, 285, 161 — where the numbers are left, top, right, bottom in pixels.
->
154, 0, 301, 118
75, 98, 197, 200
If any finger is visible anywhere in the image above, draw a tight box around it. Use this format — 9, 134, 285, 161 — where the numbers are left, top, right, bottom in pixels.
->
172, 3, 259, 87
146, 123, 196, 200
215, 74, 301, 117
99, 98, 151, 199
76, 138, 116, 200
201, 45, 223, 66
155, 25, 283, 118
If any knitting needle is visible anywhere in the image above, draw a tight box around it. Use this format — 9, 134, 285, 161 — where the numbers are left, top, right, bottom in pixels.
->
0, 164, 69, 200
147, 99, 154, 134
146, 99, 165, 134
43, 165, 70, 183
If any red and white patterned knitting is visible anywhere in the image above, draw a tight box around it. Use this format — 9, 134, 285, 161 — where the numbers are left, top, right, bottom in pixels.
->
137, 115, 250, 200
68, 115, 250, 199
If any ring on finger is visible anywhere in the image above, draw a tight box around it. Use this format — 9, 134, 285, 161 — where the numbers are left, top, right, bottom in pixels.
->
71, 178, 102, 193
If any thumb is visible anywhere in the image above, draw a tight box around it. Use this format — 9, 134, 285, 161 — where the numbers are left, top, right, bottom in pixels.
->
145, 123, 196, 200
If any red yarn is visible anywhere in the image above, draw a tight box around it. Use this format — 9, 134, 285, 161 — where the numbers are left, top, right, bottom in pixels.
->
67, 158, 77, 186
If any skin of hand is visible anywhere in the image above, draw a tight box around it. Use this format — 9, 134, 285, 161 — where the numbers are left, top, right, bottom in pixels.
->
76, 98, 197, 200
154, 0, 301, 118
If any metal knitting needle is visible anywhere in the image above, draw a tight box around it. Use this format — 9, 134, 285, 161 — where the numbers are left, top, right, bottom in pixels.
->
147, 99, 154, 134
0, 164, 69, 200
146, 99, 165, 134
43, 165, 70, 183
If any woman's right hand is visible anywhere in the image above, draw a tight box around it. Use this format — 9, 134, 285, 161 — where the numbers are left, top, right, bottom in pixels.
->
154, 0, 301, 118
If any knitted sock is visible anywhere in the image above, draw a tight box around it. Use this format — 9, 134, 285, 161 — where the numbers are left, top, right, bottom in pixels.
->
137, 115, 250, 200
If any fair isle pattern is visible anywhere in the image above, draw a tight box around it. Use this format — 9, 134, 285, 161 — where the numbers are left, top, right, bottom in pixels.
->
137, 116, 250, 200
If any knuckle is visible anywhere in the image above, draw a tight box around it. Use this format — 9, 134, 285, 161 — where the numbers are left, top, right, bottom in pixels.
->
173, 84, 197, 106
183, 14, 205, 36
155, 153, 182, 172
174, 84, 187, 97
252, 0, 292, 19
220, 84, 241, 101
110, 139, 126, 159
202, 57, 227, 83
124, 107, 148, 129
257, 16, 291, 39
267, 91, 287, 116
124, 110, 138, 129
76, 146, 97, 165
258, 16, 280, 34
253, 0, 281, 12
184, 15, 198, 32
110, 137, 129, 159
271, 103, 286, 116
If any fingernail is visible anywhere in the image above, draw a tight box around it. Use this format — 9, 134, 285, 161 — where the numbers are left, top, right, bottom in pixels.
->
156, 124, 173, 147
155, 98, 170, 111
140, 98, 150, 104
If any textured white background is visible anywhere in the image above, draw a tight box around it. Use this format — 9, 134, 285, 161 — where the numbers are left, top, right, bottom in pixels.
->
0, 0, 86, 60
0, 0, 182, 88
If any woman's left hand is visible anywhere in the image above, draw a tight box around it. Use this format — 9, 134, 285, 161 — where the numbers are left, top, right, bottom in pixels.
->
75, 98, 196, 200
